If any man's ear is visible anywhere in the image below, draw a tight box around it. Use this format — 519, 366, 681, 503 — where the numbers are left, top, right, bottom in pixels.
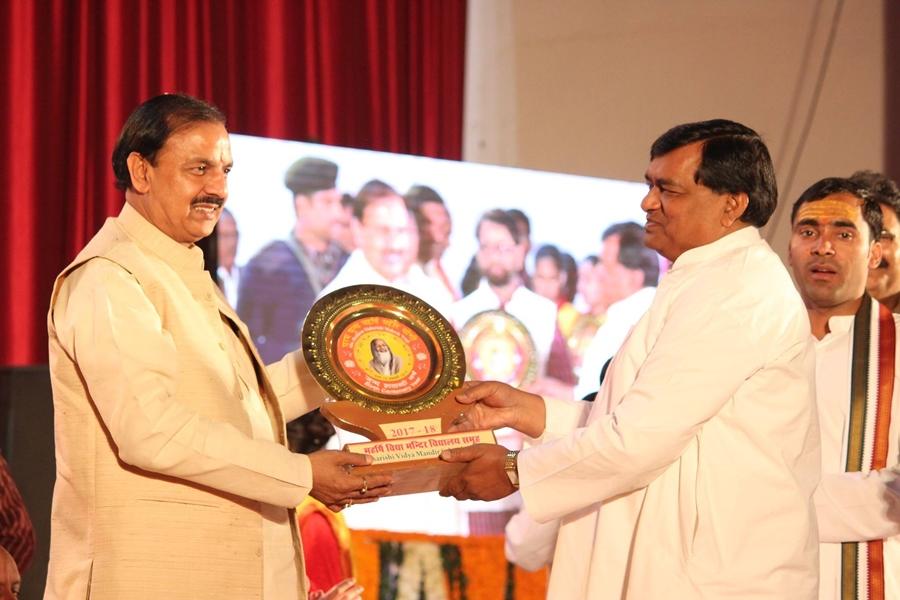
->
868, 240, 884, 270
126, 152, 151, 194
722, 193, 750, 227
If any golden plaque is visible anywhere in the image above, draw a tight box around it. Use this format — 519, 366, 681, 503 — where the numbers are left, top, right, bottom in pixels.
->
458, 310, 539, 387
302, 285, 496, 495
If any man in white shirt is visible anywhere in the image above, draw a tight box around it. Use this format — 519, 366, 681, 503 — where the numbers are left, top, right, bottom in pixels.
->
440, 119, 820, 598
572, 221, 658, 400
407, 184, 458, 305
450, 209, 558, 374
320, 180, 451, 317
788, 176, 900, 600
215, 207, 241, 306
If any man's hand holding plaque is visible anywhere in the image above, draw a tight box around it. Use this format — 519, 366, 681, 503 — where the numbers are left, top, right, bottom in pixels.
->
302, 285, 499, 496
307, 450, 393, 512
438, 381, 547, 501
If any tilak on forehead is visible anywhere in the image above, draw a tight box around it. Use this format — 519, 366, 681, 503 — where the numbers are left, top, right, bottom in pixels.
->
795, 198, 863, 223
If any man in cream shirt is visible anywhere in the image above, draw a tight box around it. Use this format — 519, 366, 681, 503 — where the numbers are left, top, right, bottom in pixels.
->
440, 119, 820, 598
788, 177, 900, 599
45, 94, 389, 599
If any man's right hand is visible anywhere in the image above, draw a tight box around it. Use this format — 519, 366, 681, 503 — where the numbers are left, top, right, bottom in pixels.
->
308, 450, 392, 512
450, 381, 546, 438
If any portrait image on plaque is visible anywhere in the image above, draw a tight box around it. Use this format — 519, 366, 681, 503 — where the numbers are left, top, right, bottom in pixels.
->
303, 285, 496, 495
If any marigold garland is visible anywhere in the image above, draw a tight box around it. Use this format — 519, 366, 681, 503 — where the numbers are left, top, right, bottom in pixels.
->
350, 529, 547, 600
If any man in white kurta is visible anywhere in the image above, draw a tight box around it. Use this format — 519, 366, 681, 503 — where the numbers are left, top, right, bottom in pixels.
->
440, 119, 821, 598
787, 177, 900, 599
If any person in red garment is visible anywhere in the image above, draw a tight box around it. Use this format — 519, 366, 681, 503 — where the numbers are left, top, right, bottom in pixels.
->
289, 410, 359, 598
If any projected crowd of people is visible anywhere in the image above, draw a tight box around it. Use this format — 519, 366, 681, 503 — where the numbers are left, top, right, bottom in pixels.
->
221, 155, 661, 402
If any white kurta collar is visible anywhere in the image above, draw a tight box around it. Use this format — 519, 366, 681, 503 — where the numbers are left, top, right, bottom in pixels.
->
670, 226, 761, 271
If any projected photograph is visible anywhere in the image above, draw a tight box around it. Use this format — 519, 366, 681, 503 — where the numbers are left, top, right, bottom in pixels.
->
221, 133, 647, 380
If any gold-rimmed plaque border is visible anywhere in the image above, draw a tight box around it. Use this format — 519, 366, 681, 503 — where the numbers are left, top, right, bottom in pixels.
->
458, 309, 539, 388
302, 284, 465, 415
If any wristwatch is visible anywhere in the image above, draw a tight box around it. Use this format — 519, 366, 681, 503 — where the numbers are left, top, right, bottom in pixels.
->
504, 450, 520, 489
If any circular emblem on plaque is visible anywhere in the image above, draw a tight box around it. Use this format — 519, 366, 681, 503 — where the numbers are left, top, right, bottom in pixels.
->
458, 310, 538, 387
302, 285, 465, 414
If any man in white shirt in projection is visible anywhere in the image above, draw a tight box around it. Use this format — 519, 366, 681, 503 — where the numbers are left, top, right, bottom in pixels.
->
572, 221, 659, 401
438, 119, 821, 598
450, 209, 558, 374
45, 93, 390, 599
788, 176, 900, 600
320, 180, 451, 316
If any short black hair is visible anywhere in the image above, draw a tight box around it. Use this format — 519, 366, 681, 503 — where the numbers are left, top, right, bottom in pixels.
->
790, 177, 882, 242
405, 184, 445, 210
535, 244, 563, 269
650, 119, 777, 228
112, 93, 226, 191
476, 209, 521, 244
602, 221, 644, 242
506, 208, 531, 239
611, 223, 660, 286
849, 170, 900, 220
352, 179, 404, 221
560, 252, 578, 302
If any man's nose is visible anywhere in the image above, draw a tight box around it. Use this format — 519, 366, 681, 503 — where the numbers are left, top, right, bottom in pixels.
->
205, 169, 228, 198
812, 237, 835, 255
640, 189, 659, 212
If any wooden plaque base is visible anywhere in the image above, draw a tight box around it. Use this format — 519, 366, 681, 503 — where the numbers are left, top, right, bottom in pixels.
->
322, 392, 496, 496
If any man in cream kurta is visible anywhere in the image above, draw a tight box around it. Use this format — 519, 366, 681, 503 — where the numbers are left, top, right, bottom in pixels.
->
440, 120, 821, 598
46, 94, 388, 600
787, 177, 900, 599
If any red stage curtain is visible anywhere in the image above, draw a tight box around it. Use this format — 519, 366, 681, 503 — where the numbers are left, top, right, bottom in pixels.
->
0, 0, 466, 366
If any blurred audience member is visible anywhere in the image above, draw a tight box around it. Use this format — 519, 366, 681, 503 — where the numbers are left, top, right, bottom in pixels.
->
530, 245, 578, 388
321, 180, 451, 315
451, 209, 557, 374
856, 170, 900, 312
287, 411, 357, 598
0, 546, 21, 600
575, 222, 659, 399
407, 184, 458, 304
332, 193, 356, 254
532, 245, 566, 304
215, 207, 241, 306
507, 208, 533, 287
460, 256, 481, 297
238, 157, 348, 363
0, 453, 34, 574
557, 252, 579, 331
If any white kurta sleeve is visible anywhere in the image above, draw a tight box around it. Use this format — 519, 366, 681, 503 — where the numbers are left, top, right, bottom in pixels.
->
54, 260, 313, 508
814, 467, 900, 542
519, 281, 800, 522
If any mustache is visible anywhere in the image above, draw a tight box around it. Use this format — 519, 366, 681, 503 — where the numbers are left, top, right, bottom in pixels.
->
191, 195, 224, 208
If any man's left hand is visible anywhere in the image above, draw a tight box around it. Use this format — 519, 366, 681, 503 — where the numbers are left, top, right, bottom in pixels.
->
438, 444, 516, 501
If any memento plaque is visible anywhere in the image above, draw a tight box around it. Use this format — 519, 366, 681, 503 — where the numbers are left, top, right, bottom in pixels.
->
302, 285, 496, 495
458, 310, 538, 388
